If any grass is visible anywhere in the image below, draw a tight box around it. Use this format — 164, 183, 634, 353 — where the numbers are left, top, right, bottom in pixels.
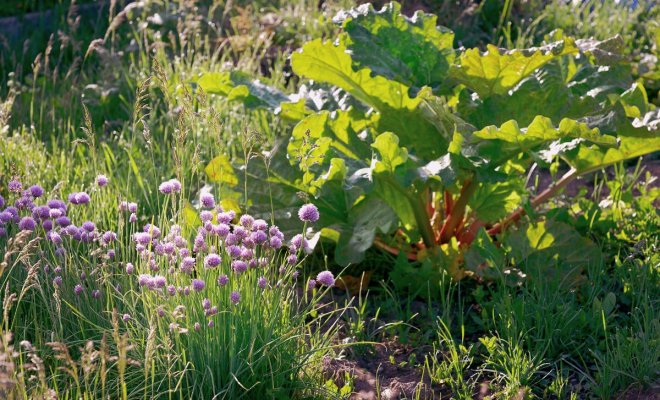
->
1, 0, 659, 398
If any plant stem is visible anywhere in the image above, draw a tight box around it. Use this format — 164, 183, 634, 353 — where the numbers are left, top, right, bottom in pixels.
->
439, 178, 478, 243
487, 168, 579, 236
373, 237, 418, 261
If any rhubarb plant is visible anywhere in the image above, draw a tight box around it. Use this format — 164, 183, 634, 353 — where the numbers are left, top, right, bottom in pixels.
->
199, 2, 660, 281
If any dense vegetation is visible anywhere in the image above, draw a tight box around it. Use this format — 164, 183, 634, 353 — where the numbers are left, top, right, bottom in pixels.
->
1, 0, 658, 398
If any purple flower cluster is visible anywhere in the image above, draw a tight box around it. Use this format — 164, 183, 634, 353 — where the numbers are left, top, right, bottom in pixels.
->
159, 179, 182, 194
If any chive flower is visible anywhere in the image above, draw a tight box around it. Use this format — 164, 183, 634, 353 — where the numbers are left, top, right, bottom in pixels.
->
96, 174, 109, 187
298, 203, 319, 223
200, 192, 215, 209
28, 185, 44, 198
192, 279, 205, 292
204, 254, 221, 269
217, 275, 229, 286
74, 284, 84, 296
316, 271, 335, 287
258, 276, 267, 289
18, 216, 36, 231
8, 179, 22, 193
230, 291, 240, 305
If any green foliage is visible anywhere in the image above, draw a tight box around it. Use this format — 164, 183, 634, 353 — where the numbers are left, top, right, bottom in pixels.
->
199, 2, 660, 281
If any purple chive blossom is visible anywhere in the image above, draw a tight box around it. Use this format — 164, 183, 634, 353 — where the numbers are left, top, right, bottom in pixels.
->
42, 220, 53, 232
96, 174, 109, 187
252, 219, 268, 231
298, 203, 320, 223
240, 248, 254, 260
230, 291, 240, 305
225, 233, 237, 246
194, 322, 201, 332
92, 290, 101, 299
192, 279, 205, 292
200, 192, 215, 209
47, 199, 67, 211
129, 213, 137, 223
125, 263, 134, 274
204, 254, 221, 269
122, 314, 131, 322
0, 211, 12, 224
208, 320, 215, 328
293, 271, 300, 280
32, 206, 50, 220
128, 202, 138, 213
200, 210, 213, 222
157, 307, 165, 317
216, 212, 233, 224
227, 245, 241, 258
234, 226, 247, 241
250, 230, 268, 244
307, 279, 316, 290
48, 231, 62, 245
102, 231, 117, 244
258, 277, 267, 289
206, 306, 218, 316
138, 274, 151, 287
167, 285, 176, 296
8, 179, 22, 193
49, 208, 62, 219
159, 181, 174, 194
107, 249, 116, 258
74, 284, 84, 295
18, 217, 36, 231
144, 224, 161, 238
159, 179, 181, 194
56, 216, 71, 227
74, 192, 91, 205
231, 260, 247, 274
202, 298, 211, 310
153, 275, 167, 288
0, 227, 6, 237
316, 271, 335, 287
29, 185, 44, 198
82, 221, 96, 232
217, 275, 229, 286
163, 242, 175, 254
213, 223, 230, 237
239, 214, 254, 228
54, 267, 62, 274
134, 232, 151, 245
287, 254, 298, 265
53, 276, 63, 286
181, 257, 195, 274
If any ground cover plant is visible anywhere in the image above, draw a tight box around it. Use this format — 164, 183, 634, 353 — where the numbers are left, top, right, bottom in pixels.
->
1, 0, 659, 398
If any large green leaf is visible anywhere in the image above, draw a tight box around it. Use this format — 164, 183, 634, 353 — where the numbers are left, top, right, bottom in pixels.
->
469, 116, 618, 167
287, 109, 374, 188
450, 39, 578, 98
561, 109, 660, 174
335, 1, 455, 89
334, 195, 398, 265
197, 71, 289, 109
503, 219, 604, 279
205, 154, 239, 186
468, 179, 524, 222
291, 38, 450, 158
